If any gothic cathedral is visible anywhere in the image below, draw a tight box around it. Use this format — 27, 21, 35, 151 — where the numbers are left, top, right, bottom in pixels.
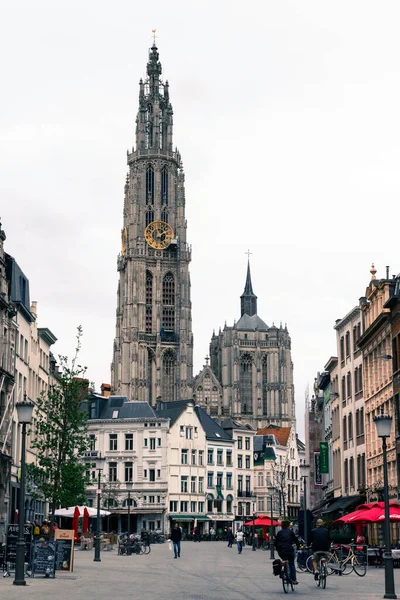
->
111, 44, 193, 404
194, 262, 295, 429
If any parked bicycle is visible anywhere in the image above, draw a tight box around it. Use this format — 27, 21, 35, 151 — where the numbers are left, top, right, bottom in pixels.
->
296, 545, 311, 572
305, 543, 366, 576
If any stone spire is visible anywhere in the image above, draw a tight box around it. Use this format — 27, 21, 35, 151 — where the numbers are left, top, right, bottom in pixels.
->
136, 43, 174, 153
240, 260, 258, 317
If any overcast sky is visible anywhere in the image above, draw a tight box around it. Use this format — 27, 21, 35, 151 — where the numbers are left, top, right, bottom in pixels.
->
1, 1, 399, 439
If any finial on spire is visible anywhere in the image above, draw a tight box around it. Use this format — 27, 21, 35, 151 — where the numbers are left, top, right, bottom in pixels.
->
205, 355, 209, 366
152, 28, 157, 46
370, 263, 377, 280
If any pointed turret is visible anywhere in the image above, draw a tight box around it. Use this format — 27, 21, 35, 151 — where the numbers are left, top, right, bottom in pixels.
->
240, 261, 258, 317
135, 44, 173, 153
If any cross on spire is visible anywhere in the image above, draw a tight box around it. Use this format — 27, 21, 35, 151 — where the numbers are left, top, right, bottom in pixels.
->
245, 249, 252, 260
205, 355, 210, 366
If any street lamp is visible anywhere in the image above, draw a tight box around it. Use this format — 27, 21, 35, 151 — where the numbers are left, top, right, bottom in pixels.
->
268, 486, 275, 559
13, 395, 34, 586
233, 504, 237, 533
126, 481, 133, 536
374, 411, 397, 599
300, 464, 311, 547
93, 455, 105, 562
252, 502, 257, 552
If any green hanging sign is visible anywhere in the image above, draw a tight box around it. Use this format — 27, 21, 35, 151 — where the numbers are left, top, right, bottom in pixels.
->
320, 442, 329, 474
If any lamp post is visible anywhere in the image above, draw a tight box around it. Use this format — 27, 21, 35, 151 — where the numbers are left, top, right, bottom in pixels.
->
374, 412, 397, 599
300, 464, 311, 547
126, 481, 133, 536
233, 503, 237, 533
93, 455, 105, 562
252, 502, 256, 552
268, 487, 275, 559
13, 396, 34, 586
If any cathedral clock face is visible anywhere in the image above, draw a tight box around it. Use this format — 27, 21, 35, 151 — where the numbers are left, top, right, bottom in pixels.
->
144, 220, 174, 250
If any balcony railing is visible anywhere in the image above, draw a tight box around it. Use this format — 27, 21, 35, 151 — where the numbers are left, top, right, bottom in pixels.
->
237, 490, 254, 498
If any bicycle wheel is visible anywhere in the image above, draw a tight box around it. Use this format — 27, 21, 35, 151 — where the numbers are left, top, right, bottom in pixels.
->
282, 565, 289, 594
306, 554, 314, 573
142, 543, 151, 555
352, 557, 366, 577
321, 561, 327, 589
339, 559, 353, 575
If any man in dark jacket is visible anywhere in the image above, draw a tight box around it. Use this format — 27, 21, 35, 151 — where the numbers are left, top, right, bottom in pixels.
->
275, 520, 300, 584
310, 519, 331, 580
171, 523, 182, 558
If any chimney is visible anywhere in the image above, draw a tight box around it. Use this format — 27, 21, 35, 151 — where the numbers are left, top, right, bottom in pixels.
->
30, 301, 37, 317
386, 266, 390, 279
101, 383, 112, 398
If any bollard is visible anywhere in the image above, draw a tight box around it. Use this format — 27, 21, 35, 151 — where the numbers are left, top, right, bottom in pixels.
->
270, 540, 275, 560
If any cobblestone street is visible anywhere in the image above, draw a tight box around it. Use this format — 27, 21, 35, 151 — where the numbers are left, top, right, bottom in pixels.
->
1, 542, 399, 600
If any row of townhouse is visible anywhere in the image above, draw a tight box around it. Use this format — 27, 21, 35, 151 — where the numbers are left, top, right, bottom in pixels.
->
0, 222, 58, 541
305, 265, 400, 539
84, 392, 302, 535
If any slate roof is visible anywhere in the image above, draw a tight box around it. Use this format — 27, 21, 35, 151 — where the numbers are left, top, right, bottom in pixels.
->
257, 426, 291, 446
254, 436, 276, 459
92, 396, 157, 420
235, 313, 268, 331
156, 400, 232, 442
194, 405, 232, 442
154, 405, 187, 427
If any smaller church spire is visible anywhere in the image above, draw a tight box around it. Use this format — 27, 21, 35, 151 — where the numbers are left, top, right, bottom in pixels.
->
240, 260, 258, 317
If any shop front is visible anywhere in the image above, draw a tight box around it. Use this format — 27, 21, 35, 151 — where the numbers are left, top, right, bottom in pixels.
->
168, 515, 210, 538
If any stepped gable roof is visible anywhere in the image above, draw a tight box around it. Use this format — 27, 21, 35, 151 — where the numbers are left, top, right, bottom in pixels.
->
257, 426, 291, 447
235, 313, 268, 331
99, 397, 156, 419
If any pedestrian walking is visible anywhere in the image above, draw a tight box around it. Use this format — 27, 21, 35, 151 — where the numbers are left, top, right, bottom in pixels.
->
171, 523, 182, 559
209, 526, 215, 541
236, 527, 244, 554
227, 527, 234, 548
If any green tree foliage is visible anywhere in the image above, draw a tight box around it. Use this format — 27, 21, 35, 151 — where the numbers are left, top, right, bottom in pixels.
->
28, 327, 89, 521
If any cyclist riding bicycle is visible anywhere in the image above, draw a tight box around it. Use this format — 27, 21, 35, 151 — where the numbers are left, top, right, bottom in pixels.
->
275, 520, 300, 585
310, 519, 331, 580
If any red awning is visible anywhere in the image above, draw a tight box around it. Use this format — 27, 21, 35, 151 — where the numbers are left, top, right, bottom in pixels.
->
243, 516, 279, 527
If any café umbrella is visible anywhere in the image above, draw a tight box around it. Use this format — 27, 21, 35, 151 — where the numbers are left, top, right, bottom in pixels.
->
243, 516, 279, 527
54, 505, 111, 518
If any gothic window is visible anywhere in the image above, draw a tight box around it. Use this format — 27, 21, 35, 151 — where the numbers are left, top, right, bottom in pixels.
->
262, 355, 268, 415
159, 108, 164, 150
161, 208, 168, 223
161, 166, 168, 204
146, 271, 153, 333
162, 272, 175, 329
162, 350, 175, 401
147, 349, 153, 405
146, 104, 153, 149
146, 209, 154, 227
146, 165, 154, 204
239, 353, 253, 415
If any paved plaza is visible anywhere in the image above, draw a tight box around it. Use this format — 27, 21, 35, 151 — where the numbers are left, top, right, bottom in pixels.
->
1, 542, 399, 600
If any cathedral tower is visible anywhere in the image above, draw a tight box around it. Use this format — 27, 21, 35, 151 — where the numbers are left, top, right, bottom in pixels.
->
207, 262, 295, 429
111, 44, 193, 404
